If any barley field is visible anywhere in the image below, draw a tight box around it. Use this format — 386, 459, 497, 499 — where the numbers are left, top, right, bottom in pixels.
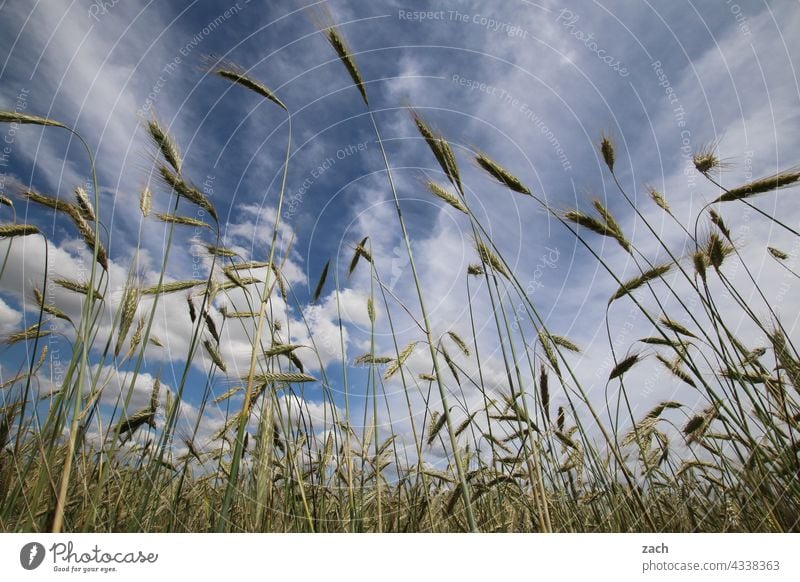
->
1, 2, 799, 533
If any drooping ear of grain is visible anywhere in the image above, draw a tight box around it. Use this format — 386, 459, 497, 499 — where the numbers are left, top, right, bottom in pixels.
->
692, 142, 722, 174
768, 246, 789, 260
609, 352, 642, 380
609, 263, 672, 304
474, 238, 508, 278
146, 118, 182, 174
114, 286, 140, 357
33, 288, 72, 324
141, 279, 206, 295
0, 224, 40, 238
384, 342, 416, 380
656, 354, 696, 387
426, 181, 468, 213
538, 331, 561, 378
348, 236, 370, 277
600, 135, 615, 172
659, 316, 696, 338
709, 209, 730, 239
427, 410, 447, 445
770, 326, 800, 395
467, 263, 484, 276
139, 186, 152, 217
54, 278, 104, 300
312, 260, 330, 303
550, 335, 580, 353
155, 213, 210, 228
64, 204, 109, 270
203, 339, 227, 372
23, 189, 72, 214
74, 187, 96, 223
115, 407, 156, 440
712, 169, 800, 203
213, 63, 287, 111
591, 199, 630, 252
539, 364, 550, 424
411, 111, 463, 192
564, 210, 613, 237
646, 185, 670, 213
159, 165, 217, 222
0, 111, 66, 128
475, 152, 531, 195
447, 331, 470, 356
3, 323, 51, 345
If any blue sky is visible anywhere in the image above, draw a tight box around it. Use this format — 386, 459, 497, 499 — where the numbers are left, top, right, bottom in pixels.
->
1, 0, 799, 458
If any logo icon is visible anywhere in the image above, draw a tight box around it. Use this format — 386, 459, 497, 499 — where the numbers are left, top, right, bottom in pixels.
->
20, 542, 46, 570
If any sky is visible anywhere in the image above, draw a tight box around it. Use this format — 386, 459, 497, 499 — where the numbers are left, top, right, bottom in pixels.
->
1, 0, 799, 465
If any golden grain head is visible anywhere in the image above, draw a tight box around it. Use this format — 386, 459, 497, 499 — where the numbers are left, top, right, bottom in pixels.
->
467, 263, 484, 276
475, 152, 531, 195
713, 169, 800, 203
600, 135, 615, 172
768, 246, 789, 260
426, 181, 468, 213
324, 26, 368, 105
609, 263, 672, 303
0, 111, 66, 128
146, 118, 182, 174
215, 67, 288, 111
0, 223, 40, 238
692, 142, 723, 174
474, 238, 508, 278
646, 185, 671, 213
74, 187, 96, 223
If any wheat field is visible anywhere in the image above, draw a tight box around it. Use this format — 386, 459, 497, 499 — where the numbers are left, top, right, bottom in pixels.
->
1, 6, 799, 534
